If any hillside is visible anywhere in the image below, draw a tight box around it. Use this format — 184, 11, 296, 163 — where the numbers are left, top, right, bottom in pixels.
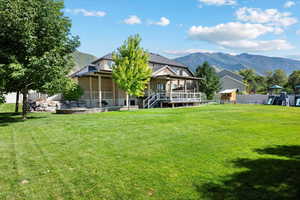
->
72, 50, 97, 72
174, 52, 300, 74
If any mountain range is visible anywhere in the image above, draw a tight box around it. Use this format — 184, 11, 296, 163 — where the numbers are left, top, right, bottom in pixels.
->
71, 50, 97, 73
73, 50, 300, 75
174, 53, 300, 74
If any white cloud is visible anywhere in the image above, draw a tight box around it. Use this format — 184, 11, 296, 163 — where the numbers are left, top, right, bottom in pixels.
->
218, 40, 293, 51
284, 1, 296, 8
188, 22, 293, 52
65, 9, 106, 17
124, 15, 142, 25
198, 0, 236, 6
236, 7, 298, 27
164, 49, 215, 56
151, 17, 170, 26
188, 22, 276, 41
296, 30, 300, 35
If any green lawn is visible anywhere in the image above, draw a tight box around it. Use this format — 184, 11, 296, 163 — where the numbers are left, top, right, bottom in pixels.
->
0, 104, 299, 200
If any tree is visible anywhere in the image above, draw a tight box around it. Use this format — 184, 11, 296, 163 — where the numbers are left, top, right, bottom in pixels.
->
266, 69, 288, 88
238, 69, 267, 94
62, 80, 84, 101
239, 69, 258, 94
112, 35, 152, 109
195, 62, 221, 100
0, 0, 79, 119
288, 70, 300, 92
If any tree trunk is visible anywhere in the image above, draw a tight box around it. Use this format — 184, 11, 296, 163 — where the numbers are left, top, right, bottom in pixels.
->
22, 90, 28, 120
15, 91, 19, 113
126, 93, 129, 110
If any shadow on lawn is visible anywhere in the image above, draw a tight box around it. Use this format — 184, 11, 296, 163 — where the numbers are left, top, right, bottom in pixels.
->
0, 113, 45, 126
196, 145, 300, 200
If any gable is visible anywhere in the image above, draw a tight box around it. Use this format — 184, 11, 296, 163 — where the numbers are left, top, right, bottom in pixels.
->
153, 66, 177, 76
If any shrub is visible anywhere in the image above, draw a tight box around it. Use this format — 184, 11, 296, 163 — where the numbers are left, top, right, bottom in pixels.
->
62, 81, 84, 101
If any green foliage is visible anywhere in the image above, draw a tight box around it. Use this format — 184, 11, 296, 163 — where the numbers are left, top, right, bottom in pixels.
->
239, 69, 267, 94
62, 80, 84, 101
0, 0, 80, 118
112, 35, 152, 98
195, 62, 221, 99
288, 70, 300, 92
266, 69, 288, 88
0, 94, 5, 104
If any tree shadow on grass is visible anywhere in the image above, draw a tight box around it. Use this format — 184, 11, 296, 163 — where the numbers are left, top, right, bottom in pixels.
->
0, 112, 45, 127
196, 145, 300, 200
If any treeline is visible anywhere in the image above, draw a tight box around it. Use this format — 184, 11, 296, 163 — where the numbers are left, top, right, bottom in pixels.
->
238, 69, 300, 94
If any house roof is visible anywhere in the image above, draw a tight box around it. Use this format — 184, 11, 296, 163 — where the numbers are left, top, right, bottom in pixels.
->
218, 69, 244, 82
219, 89, 238, 94
270, 85, 283, 89
72, 52, 195, 78
70, 65, 98, 77
92, 52, 187, 68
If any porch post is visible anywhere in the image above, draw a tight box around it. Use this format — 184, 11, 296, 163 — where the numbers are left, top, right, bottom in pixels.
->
89, 76, 93, 106
169, 79, 173, 101
98, 75, 102, 108
112, 80, 116, 106
184, 80, 187, 92
148, 81, 151, 97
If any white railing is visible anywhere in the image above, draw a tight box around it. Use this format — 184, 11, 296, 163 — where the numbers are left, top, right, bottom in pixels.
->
143, 92, 202, 108
160, 92, 202, 102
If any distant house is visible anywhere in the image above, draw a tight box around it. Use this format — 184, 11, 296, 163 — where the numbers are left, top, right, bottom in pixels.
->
71, 53, 202, 108
217, 69, 246, 93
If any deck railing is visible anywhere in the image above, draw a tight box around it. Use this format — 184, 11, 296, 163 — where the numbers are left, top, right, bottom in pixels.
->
160, 92, 202, 102
143, 92, 202, 108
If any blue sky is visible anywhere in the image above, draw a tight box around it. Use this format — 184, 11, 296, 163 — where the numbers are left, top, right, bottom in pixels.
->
64, 0, 300, 58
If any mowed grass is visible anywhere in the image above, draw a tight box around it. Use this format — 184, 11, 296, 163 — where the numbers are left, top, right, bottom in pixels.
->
0, 104, 299, 200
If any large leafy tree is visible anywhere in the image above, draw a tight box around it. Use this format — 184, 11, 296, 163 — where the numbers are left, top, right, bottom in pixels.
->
0, 0, 79, 119
266, 69, 288, 88
239, 69, 258, 94
288, 70, 300, 92
239, 69, 267, 94
195, 62, 221, 100
112, 35, 152, 109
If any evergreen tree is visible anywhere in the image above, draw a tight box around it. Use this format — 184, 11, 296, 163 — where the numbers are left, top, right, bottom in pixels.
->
195, 62, 221, 100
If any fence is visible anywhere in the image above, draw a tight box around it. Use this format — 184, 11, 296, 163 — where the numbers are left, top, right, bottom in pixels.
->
237, 94, 297, 106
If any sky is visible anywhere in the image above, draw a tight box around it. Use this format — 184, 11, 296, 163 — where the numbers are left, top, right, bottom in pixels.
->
64, 0, 300, 58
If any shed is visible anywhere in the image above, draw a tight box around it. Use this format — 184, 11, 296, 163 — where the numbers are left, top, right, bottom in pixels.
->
219, 89, 239, 104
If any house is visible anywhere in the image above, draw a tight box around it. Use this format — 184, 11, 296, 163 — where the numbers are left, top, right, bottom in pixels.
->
217, 69, 246, 93
71, 53, 202, 108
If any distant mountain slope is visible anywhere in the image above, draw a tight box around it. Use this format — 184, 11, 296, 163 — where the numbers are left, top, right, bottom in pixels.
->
72, 50, 97, 73
174, 53, 300, 74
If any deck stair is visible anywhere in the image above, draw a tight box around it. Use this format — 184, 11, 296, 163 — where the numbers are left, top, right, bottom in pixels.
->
143, 93, 161, 108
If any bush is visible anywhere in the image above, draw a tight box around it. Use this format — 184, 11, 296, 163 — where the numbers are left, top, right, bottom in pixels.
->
0, 93, 5, 104
62, 81, 84, 101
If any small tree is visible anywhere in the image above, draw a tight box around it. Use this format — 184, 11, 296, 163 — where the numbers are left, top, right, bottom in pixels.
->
112, 35, 152, 109
63, 80, 84, 101
195, 62, 221, 100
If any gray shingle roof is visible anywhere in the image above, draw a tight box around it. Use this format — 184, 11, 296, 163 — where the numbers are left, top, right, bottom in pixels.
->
92, 52, 187, 68
218, 69, 244, 82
